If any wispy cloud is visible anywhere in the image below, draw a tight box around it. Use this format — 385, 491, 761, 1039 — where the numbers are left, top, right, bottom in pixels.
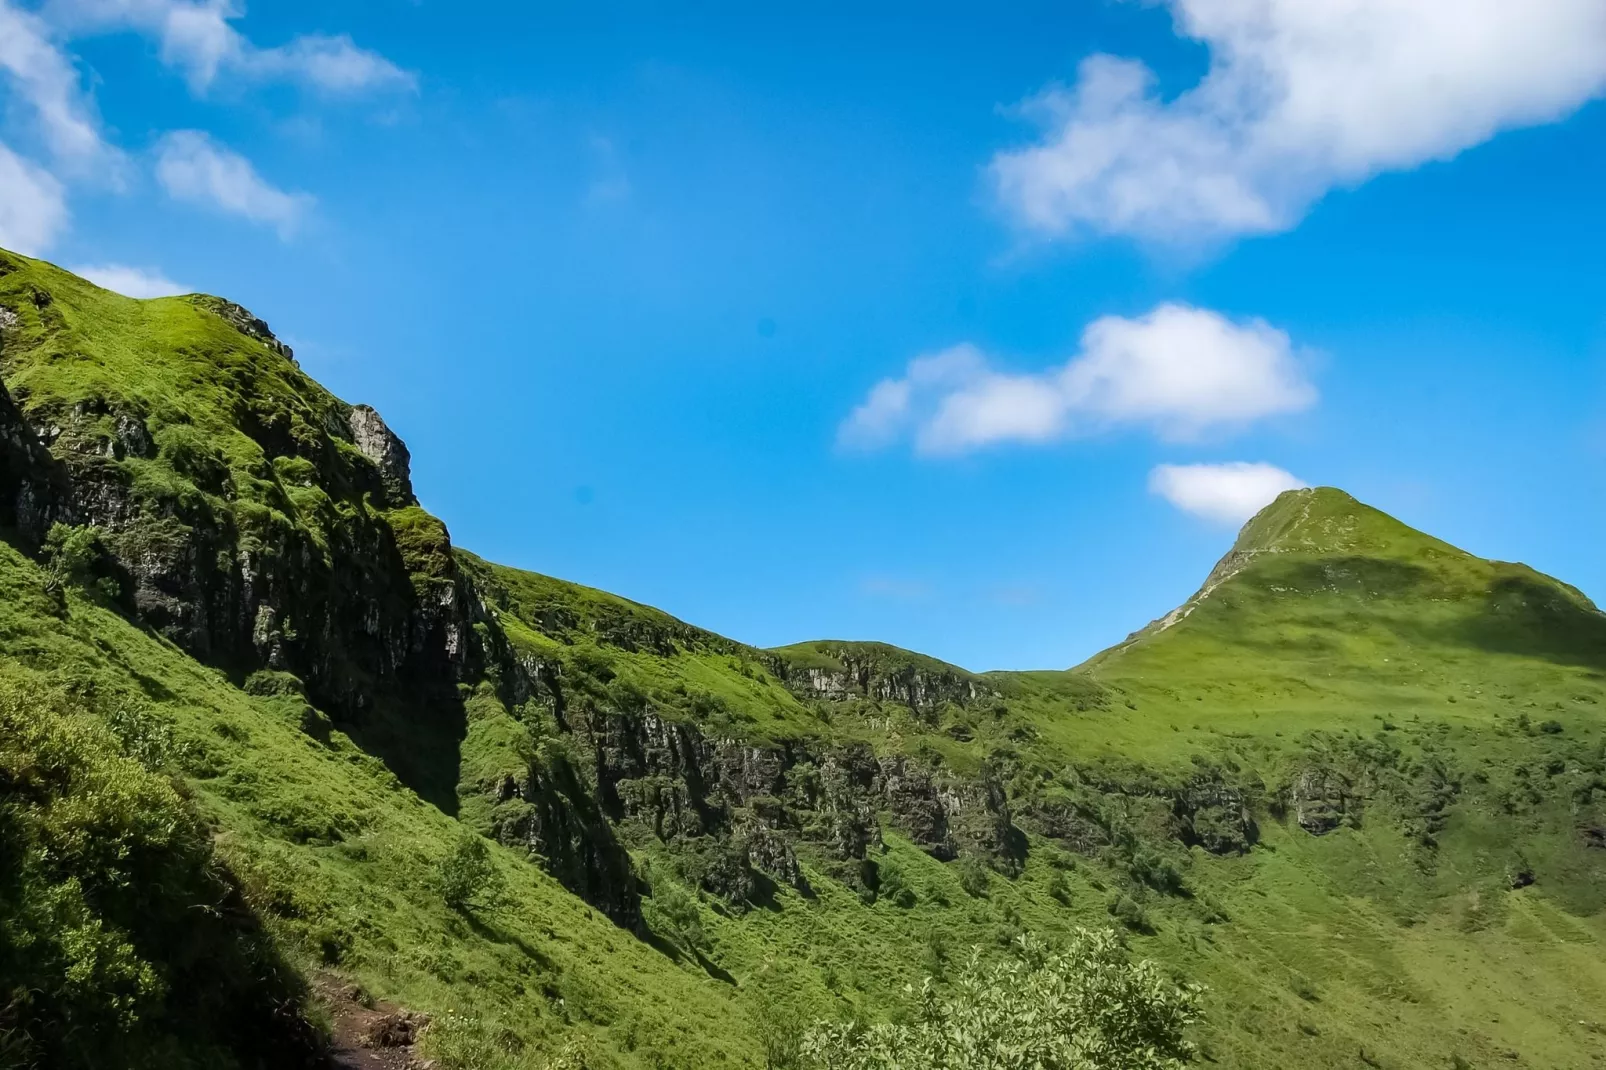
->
0, 1, 401, 255
70, 262, 190, 297
1149, 462, 1307, 524
0, 0, 126, 252
991, 0, 1606, 246
45, 0, 415, 95
155, 130, 312, 236
0, 0, 117, 169
842, 304, 1315, 455
583, 134, 631, 206
0, 142, 66, 254
860, 576, 933, 601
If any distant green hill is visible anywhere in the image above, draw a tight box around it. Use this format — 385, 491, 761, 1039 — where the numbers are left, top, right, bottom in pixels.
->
4, 251, 1606, 1069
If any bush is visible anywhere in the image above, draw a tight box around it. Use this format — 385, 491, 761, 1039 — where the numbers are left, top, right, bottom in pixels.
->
40, 523, 118, 602
0, 674, 318, 1068
1108, 894, 1153, 933
646, 879, 705, 952
801, 931, 1202, 1070
923, 929, 951, 981
877, 858, 916, 908
957, 856, 990, 899
439, 834, 507, 912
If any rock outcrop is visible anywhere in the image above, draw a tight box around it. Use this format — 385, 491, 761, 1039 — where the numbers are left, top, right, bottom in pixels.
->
347, 404, 415, 507
0, 362, 70, 548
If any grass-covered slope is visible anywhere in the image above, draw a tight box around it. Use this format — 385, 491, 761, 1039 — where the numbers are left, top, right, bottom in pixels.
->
1084, 486, 1606, 746
0, 538, 766, 1069
6, 257, 1606, 1070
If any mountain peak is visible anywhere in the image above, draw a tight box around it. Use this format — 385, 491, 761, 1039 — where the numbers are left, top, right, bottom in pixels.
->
1226, 485, 1462, 562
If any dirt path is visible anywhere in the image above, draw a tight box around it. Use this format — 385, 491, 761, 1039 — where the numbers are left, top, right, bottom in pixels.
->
313, 974, 432, 1070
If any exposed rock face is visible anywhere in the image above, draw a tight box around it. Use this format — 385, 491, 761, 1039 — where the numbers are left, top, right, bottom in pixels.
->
0, 348, 471, 807
347, 404, 415, 507
490, 757, 643, 930
776, 649, 993, 713
0, 371, 71, 547
489, 685, 1027, 916
1291, 766, 1357, 834
1177, 776, 1259, 854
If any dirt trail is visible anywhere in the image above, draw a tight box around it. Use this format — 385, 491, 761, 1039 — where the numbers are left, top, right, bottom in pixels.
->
314, 974, 432, 1070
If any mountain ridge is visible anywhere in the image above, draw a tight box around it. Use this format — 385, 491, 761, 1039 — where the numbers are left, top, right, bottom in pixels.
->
7, 252, 1606, 1070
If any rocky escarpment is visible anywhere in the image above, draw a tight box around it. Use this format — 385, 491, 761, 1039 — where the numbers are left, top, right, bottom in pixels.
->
475, 669, 1029, 924
0, 278, 478, 805
772, 642, 996, 713
0, 366, 69, 548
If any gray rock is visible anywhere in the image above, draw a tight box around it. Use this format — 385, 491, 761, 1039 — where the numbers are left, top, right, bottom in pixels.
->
347, 404, 415, 507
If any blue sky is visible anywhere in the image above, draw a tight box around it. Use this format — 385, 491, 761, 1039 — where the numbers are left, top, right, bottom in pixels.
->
4, 1, 1606, 670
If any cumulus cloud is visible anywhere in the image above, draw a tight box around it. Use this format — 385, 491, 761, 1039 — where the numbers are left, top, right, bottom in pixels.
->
46, 0, 415, 94
0, 141, 67, 254
841, 304, 1314, 455
991, 0, 1606, 244
155, 130, 311, 236
70, 262, 189, 297
1149, 462, 1307, 524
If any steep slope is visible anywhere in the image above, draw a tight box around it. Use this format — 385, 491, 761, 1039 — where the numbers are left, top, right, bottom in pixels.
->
5, 255, 1606, 1070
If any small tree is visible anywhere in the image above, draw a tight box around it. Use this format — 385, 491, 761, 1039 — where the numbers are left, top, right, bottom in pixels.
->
801, 930, 1202, 1070
956, 856, 990, 899
877, 857, 916, 908
439, 834, 506, 912
41, 523, 118, 601
647, 880, 706, 952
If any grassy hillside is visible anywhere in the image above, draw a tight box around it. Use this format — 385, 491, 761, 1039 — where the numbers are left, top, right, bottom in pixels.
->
5, 256, 1606, 1069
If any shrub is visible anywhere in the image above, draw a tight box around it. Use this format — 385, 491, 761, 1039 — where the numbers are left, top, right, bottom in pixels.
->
877, 858, 916, 908
957, 856, 990, 899
439, 834, 507, 912
40, 523, 118, 601
923, 929, 951, 981
0, 674, 318, 1068
1108, 894, 1153, 933
646, 880, 705, 952
801, 931, 1202, 1070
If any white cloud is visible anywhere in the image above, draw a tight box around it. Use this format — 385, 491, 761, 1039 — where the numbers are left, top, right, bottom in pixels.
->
1149, 462, 1307, 524
0, 141, 67, 254
842, 304, 1314, 455
155, 130, 311, 236
251, 33, 414, 94
991, 0, 1606, 244
0, 0, 111, 167
70, 262, 189, 297
47, 0, 415, 94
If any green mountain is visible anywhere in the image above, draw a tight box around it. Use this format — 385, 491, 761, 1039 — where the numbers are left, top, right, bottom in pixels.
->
4, 250, 1606, 1069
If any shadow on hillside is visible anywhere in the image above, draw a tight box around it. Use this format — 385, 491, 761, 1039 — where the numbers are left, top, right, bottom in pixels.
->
465, 913, 555, 972
1447, 574, 1606, 673
329, 682, 466, 816
1246, 556, 1438, 599
1205, 556, 1606, 676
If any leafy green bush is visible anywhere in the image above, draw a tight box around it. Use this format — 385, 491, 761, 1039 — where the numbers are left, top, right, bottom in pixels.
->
0, 674, 317, 1069
877, 857, 916, 908
957, 856, 990, 898
439, 834, 508, 912
40, 523, 118, 601
646, 879, 706, 952
1108, 894, 1153, 933
801, 931, 1201, 1070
